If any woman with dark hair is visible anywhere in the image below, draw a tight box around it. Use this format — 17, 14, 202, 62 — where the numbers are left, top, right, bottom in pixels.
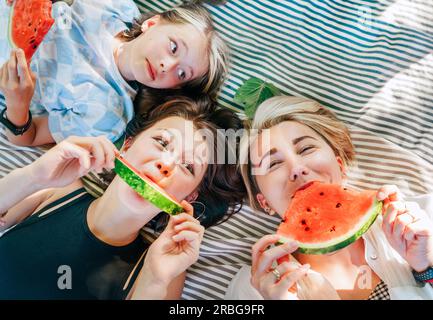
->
0, 97, 245, 299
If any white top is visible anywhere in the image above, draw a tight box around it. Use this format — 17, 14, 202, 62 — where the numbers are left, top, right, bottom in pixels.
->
225, 194, 433, 300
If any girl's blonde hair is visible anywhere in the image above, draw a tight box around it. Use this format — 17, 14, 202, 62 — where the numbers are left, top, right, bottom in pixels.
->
239, 96, 356, 211
121, 2, 229, 98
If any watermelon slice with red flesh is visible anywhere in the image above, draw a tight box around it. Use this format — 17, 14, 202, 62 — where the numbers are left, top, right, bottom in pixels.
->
277, 181, 382, 255
114, 155, 184, 215
8, 0, 55, 61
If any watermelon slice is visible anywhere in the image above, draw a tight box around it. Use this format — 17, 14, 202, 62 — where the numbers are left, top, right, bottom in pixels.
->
8, 0, 55, 61
114, 155, 184, 215
277, 181, 382, 255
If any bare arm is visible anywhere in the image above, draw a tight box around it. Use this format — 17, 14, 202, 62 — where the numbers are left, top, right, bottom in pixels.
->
0, 166, 42, 214
0, 188, 53, 232
0, 49, 54, 146
5, 115, 55, 147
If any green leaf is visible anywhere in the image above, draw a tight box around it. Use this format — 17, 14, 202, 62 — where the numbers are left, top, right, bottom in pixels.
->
234, 77, 281, 119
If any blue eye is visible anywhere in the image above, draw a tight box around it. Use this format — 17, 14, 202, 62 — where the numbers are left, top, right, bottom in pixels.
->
170, 40, 178, 54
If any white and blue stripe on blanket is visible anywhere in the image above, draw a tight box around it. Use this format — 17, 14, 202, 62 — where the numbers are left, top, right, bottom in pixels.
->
0, 0, 433, 300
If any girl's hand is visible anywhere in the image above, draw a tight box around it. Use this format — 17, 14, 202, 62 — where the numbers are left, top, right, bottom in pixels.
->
377, 185, 433, 272
0, 49, 36, 126
27, 135, 116, 189
142, 202, 204, 288
251, 235, 310, 300
5, 0, 13, 6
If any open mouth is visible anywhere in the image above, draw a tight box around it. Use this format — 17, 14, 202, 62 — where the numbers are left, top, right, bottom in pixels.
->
146, 59, 156, 81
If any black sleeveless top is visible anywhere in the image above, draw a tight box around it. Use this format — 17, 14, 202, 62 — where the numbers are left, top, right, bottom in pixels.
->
0, 188, 147, 300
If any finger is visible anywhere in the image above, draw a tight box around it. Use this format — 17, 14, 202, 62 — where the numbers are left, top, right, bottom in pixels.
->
392, 212, 413, 239
261, 261, 300, 289
251, 234, 282, 274
404, 220, 432, 241
376, 185, 401, 201
174, 221, 203, 233
172, 230, 201, 242
88, 140, 106, 173
382, 201, 405, 236
180, 200, 194, 216
273, 265, 310, 297
171, 212, 200, 224
7, 50, 18, 83
60, 141, 91, 174
256, 242, 299, 280
1, 60, 8, 84
16, 49, 31, 84
97, 136, 116, 170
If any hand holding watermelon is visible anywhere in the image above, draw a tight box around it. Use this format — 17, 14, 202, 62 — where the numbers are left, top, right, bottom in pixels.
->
0, 49, 36, 126
26, 135, 116, 190
131, 208, 204, 299
377, 185, 433, 273
251, 234, 311, 300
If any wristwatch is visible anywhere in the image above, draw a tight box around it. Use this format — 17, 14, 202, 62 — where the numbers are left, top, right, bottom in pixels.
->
412, 266, 433, 283
0, 108, 32, 136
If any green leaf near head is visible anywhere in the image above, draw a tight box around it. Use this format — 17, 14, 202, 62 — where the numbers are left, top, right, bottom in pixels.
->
234, 77, 281, 119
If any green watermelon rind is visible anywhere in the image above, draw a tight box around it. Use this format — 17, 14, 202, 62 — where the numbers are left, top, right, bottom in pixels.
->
114, 157, 184, 215
278, 199, 382, 255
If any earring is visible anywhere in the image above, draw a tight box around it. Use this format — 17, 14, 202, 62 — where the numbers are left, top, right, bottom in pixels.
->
190, 201, 206, 222
264, 207, 276, 215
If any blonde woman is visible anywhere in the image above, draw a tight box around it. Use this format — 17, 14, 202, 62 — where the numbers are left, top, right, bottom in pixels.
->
225, 96, 433, 300
0, 0, 228, 146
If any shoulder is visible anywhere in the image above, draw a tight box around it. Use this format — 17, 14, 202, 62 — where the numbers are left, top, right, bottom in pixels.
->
33, 180, 85, 214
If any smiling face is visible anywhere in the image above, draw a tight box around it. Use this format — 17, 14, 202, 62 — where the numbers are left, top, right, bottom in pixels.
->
117, 16, 209, 89
115, 116, 209, 213
250, 121, 345, 218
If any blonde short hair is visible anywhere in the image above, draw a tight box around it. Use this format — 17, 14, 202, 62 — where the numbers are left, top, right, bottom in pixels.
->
239, 96, 356, 211
121, 3, 229, 97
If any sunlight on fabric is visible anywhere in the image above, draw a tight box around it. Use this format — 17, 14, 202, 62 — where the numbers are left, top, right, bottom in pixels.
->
378, 0, 433, 34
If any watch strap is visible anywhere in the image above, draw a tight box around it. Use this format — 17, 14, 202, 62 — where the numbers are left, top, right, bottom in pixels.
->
0, 108, 32, 136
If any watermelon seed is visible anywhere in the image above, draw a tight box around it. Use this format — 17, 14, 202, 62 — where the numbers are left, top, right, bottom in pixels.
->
330, 226, 336, 232
319, 192, 324, 196
301, 219, 307, 225
336, 203, 342, 208
306, 208, 311, 212
304, 227, 310, 232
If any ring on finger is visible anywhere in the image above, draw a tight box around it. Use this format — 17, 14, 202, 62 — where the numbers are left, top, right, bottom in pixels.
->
272, 268, 281, 282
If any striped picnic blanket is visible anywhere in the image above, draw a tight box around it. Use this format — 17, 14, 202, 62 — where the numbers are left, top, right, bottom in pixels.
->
1, 0, 432, 299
